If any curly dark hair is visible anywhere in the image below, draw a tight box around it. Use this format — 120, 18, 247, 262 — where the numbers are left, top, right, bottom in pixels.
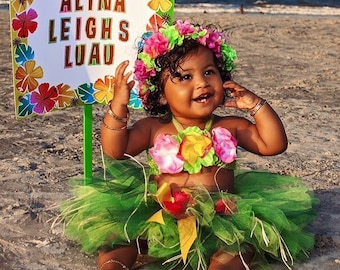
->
142, 39, 232, 117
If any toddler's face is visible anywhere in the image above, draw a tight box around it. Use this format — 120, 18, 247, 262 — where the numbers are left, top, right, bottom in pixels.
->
163, 46, 224, 119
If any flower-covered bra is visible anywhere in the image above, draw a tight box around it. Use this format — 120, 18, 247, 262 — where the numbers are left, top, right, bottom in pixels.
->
148, 117, 238, 175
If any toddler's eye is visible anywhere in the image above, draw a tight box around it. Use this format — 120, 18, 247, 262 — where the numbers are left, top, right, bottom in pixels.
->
181, 74, 192, 81
174, 72, 191, 81
205, 69, 215, 76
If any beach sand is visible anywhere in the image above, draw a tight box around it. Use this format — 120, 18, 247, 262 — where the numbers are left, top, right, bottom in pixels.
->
1, 9, 339, 269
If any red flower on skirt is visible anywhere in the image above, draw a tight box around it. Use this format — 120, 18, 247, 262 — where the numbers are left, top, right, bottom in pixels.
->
163, 191, 191, 219
215, 198, 237, 215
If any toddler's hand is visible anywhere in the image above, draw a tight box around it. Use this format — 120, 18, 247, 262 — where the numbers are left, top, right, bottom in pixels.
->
222, 81, 262, 111
111, 61, 135, 106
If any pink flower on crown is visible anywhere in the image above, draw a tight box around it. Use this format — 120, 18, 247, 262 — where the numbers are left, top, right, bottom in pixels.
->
144, 32, 169, 58
211, 127, 237, 163
134, 60, 157, 94
205, 30, 223, 57
149, 134, 184, 174
175, 20, 196, 35
135, 60, 151, 81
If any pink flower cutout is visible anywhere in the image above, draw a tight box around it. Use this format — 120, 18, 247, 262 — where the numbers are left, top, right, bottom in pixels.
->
212, 127, 237, 163
149, 134, 184, 174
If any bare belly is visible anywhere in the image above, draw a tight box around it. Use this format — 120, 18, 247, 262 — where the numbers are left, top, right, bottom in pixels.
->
154, 167, 235, 193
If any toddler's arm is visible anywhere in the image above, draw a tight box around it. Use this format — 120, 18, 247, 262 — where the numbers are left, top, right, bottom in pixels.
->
223, 81, 288, 155
101, 61, 149, 158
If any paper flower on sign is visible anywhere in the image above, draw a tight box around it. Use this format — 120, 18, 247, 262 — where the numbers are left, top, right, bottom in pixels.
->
94, 75, 115, 103
11, 0, 34, 13
55, 83, 77, 109
128, 87, 143, 109
30, 83, 58, 114
146, 14, 164, 32
18, 94, 34, 117
12, 8, 38, 38
15, 60, 43, 92
147, 0, 172, 12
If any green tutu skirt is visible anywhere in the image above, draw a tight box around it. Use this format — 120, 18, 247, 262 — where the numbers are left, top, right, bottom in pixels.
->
60, 158, 318, 269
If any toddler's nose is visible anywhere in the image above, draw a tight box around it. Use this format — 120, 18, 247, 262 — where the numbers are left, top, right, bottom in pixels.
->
195, 75, 209, 89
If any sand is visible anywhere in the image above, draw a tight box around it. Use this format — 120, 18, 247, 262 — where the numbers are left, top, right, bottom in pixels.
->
1, 9, 339, 270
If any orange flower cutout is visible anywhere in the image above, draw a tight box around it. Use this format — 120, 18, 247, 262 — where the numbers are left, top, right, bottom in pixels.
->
55, 83, 77, 108
15, 60, 43, 92
146, 14, 164, 32
93, 75, 115, 103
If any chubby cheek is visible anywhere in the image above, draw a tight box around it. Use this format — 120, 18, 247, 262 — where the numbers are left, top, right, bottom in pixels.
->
215, 90, 224, 105
164, 82, 190, 103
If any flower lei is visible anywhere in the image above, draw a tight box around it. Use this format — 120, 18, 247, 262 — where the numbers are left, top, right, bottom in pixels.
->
134, 20, 237, 96
149, 125, 237, 174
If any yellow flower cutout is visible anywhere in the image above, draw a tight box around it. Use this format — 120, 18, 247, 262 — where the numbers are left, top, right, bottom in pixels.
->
147, 0, 172, 12
94, 75, 115, 103
11, 0, 34, 14
180, 133, 212, 166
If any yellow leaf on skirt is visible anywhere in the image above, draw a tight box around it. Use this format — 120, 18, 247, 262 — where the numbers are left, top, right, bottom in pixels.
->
178, 216, 197, 263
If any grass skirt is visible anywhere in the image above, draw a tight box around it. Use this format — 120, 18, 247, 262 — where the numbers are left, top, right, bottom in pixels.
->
60, 158, 318, 269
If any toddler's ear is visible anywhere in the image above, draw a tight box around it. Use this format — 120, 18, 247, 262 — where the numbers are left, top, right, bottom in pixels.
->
160, 95, 168, 105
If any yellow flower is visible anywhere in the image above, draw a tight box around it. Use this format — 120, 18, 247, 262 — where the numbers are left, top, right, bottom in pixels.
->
93, 75, 115, 103
180, 133, 212, 166
147, 0, 172, 12
12, 0, 34, 13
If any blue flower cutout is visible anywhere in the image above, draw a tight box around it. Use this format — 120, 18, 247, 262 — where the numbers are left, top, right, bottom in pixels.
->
128, 87, 143, 109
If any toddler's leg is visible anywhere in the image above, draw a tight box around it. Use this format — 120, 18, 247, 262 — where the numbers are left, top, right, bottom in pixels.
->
209, 247, 254, 270
98, 245, 138, 270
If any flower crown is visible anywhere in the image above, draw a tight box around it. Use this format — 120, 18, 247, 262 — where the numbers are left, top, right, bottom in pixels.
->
134, 20, 237, 98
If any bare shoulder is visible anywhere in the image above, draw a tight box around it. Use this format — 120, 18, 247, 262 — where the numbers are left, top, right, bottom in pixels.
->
131, 116, 171, 139
125, 116, 166, 155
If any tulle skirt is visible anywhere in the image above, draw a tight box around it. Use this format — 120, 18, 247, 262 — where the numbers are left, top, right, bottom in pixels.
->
60, 158, 318, 269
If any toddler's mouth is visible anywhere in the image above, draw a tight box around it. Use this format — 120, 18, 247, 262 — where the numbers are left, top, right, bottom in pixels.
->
193, 93, 212, 103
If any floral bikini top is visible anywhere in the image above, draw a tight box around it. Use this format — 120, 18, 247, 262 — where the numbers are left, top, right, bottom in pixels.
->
148, 117, 238, 175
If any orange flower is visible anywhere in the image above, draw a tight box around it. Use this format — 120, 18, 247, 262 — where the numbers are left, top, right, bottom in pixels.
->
15, 60, 43, 92
93, 75, 115, 103
55, 83, 77, 108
